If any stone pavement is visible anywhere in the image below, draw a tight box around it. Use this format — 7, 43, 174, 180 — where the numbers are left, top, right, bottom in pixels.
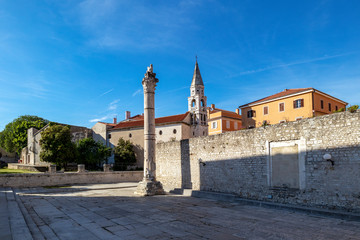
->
2, 183, 360, 240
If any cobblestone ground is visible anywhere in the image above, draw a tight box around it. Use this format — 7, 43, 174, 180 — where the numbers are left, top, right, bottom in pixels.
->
10, 183, 360, 240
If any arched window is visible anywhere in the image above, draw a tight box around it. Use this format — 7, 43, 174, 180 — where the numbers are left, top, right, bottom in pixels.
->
173, 129, 177, 134
192, 100, 196, 107
159, 130, 163, 135
201, 99, 205, 107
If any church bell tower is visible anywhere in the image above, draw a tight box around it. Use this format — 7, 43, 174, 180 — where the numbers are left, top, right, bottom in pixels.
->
188, 60, 208, 137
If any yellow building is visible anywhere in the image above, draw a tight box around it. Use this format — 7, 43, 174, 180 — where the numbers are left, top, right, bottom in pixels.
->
239, 88, 348, 128
207, 104, 242, 135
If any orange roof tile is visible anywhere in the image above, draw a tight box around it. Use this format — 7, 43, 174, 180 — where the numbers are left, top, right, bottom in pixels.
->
209, 108, 242, 120
239, 88, 313, 108
112, 112, 189, 130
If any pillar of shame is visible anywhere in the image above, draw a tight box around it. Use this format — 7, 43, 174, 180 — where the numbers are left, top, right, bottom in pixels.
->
135, 64, 164, 196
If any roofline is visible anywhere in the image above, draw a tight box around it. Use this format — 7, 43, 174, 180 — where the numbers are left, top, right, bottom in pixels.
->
313, 89, 348, 105
239, 88, 347, 108
110, 120, 190, 132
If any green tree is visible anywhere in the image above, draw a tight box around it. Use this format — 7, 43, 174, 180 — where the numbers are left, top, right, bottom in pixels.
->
113, 138, 136, 171
76, 138, 111, 170
40, 124, 75, 169
0, 115, 48, 155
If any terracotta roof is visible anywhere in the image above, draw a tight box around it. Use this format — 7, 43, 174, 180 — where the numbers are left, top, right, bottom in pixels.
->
239, 88, 314, 108
121, 114, 144, 122
112, 112, 189, 130
209, 108, 242, 120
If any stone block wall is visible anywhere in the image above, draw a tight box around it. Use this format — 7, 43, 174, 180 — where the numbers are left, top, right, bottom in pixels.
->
156, 111, 360, 212
0, 171, 143, 188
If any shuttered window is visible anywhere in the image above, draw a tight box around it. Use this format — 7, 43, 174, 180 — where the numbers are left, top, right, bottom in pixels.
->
263, 106, 268, 115
279, 103, 285, 112
293, 99, 304, 108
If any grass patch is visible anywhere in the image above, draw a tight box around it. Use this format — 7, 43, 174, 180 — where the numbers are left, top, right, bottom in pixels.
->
0, 168, 39, 174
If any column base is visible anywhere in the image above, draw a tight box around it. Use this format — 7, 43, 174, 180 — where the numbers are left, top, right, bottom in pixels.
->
135, 178, 165, 196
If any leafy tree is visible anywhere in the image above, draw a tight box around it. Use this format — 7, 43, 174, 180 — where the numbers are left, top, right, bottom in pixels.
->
40, 124, 75, 169
76, 138, 111, 170
113, 138, 136, 171
0, 115, 48, 155
347, 105, 359, 113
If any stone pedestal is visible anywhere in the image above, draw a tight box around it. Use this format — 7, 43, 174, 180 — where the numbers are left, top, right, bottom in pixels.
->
77, 164, 85, 173
136, 64, 164, 196
135, 178, 165, 196
48, 165, 56, 174
103, 164, 111, 172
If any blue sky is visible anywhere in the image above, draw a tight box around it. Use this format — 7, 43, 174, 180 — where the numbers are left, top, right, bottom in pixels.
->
1, 0, 360, 130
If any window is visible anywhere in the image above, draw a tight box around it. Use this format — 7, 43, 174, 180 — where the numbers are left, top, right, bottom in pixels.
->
173, 129, 177, 134
293, 99, 304, 109
328, 103, 331, 111
159, 130, 163, 135
226, 121, 230, 129
295, 117, 302, 121
211, 121, 218, 129
128, 133, 132, 138
247, 110, 256, 118
191, 100, 196, 107
234, 122, 238, 129
335, 106, 338, 111
279, 103, 285, 112
201, 99, 205, 107
263, 106, 268, 115
279, 120, 286, 123
320, 100, 324, 109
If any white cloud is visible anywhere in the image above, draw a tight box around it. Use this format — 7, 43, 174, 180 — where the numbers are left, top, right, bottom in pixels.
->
73, 0, 199, 50
89, 115, 109, 122
230, 52, 359, 78
132, 89, 142, 97
98, 88, 114, 97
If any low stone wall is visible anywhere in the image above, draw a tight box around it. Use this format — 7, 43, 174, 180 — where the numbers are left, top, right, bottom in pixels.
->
7, 163, 48, 172
156, 111, 360, 212
0, 171, 143, 188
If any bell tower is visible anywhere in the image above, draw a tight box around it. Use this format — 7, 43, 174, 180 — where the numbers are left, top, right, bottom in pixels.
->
188, 60, 208, 137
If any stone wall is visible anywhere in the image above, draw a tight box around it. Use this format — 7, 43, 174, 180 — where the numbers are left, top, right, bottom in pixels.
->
156, 111, 360, 212
0, 171, 143, 188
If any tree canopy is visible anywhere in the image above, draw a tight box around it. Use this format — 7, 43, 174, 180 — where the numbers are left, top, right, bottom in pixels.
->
76, 138, 112, 170
39, 124, 75, 169
113, 138, 136, 170
0, 115, 48, 155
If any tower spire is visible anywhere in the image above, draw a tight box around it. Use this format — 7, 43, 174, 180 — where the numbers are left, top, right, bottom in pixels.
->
191, 60, 204, 86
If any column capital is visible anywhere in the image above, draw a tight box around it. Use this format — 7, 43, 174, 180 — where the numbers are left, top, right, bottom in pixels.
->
142, 64, 159, 93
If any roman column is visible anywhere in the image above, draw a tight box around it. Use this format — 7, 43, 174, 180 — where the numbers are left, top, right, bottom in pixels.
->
135, 64, 164, 196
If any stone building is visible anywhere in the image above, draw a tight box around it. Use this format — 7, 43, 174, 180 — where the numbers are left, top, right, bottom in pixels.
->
21, 123, 92, 166
92, 61, 208, 167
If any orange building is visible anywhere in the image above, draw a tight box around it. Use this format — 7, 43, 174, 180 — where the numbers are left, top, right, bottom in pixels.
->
207, 104, 242, 135
239, 88, 348, 128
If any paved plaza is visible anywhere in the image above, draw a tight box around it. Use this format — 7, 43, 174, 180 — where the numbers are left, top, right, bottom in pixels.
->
1, 183, 360, 240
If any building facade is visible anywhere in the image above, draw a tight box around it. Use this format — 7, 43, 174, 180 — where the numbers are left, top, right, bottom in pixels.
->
207, 104, 242, 135
239, 88, 348, 128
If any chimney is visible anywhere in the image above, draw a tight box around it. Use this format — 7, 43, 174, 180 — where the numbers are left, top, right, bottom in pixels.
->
125, 111, 131, 120
235, 108, 240, 115
113, 117, 117, 124
211, 104, 215, 110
